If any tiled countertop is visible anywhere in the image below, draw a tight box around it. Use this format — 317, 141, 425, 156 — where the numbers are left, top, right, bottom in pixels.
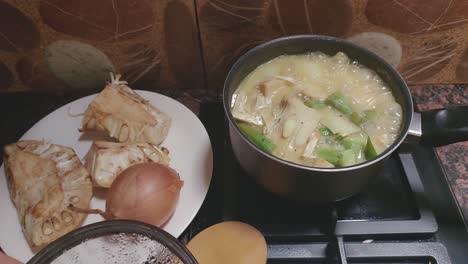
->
0, 85, 467, 229
410, 84, 468, 227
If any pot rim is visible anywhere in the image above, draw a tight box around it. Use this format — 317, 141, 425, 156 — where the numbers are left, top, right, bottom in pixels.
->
223, 34, 413, 173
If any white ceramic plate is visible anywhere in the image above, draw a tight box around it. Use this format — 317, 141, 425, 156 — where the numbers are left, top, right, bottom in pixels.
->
0, 91, 213, 263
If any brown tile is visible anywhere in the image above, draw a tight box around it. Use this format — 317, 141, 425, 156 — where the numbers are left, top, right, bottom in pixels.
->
365, 0, 462, 34
16, 57, 35, 86
428, 0, 468, 32
164, 0, 204, 89
199, 0, 264, 31
39, 0, 155, 41
44, 40, 115, 90
400, 37, 457, 82
0, 1, 40, 52
15, 56, 66, 92
121, 43, 161, 90
0, 60, 13, 90
204, 38, 262, 90
267, 0, 353, 37
456, 47, 468, 81
267, 0, 312, 35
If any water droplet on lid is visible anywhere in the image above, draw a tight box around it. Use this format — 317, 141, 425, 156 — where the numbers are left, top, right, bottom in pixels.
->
51, 233, 181, 264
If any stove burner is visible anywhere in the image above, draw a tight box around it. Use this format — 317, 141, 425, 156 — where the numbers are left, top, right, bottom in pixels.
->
220, 140, 451, 263
325, 206, 347, 264
222, 144, 438, 238
268, 242, 450, 263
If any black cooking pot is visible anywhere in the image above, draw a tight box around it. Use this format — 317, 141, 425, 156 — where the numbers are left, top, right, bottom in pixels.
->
223, 35, 468, 203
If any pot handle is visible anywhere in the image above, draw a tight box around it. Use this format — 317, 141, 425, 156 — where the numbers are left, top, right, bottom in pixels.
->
419, 105, 468, 146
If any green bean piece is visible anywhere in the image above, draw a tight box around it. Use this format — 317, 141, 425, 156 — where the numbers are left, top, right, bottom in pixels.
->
237, 123, 277, 153
351, 110, 378, 125
364, 110, 377, 120
365, 136, 378, 160
343, 138, 362, 154
351, 112, 364, 125
339, 149, 357, 167
319, 127, 332, 136
305, 98, 327, 110
334, 135, 344, 142
318, 149, 340, 165
326, 91, 353, 116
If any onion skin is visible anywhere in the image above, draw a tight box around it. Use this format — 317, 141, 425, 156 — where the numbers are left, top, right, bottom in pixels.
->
0, 253, 21, 264
105, 162, 184, 227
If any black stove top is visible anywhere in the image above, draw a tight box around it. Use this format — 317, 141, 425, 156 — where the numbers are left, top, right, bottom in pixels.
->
196, 102, 468, 264
222, 146, 433, 236
222, 143, 445, 263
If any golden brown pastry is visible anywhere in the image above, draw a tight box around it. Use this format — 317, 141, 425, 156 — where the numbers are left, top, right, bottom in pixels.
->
3, 140, 92, 251
84, 141, 170, 188
80, 74, 171, 145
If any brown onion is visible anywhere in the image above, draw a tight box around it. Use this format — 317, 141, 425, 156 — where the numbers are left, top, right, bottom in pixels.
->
71, 162, 184, 227
105, 162, 184, 226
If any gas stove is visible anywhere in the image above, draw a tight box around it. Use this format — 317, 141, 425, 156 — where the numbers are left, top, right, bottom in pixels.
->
194, 102, 468, 264
222, 143, 450, 263
0, 95, 466, 264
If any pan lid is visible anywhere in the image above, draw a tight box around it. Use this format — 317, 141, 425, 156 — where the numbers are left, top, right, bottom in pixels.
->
26, 220, 197, 264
